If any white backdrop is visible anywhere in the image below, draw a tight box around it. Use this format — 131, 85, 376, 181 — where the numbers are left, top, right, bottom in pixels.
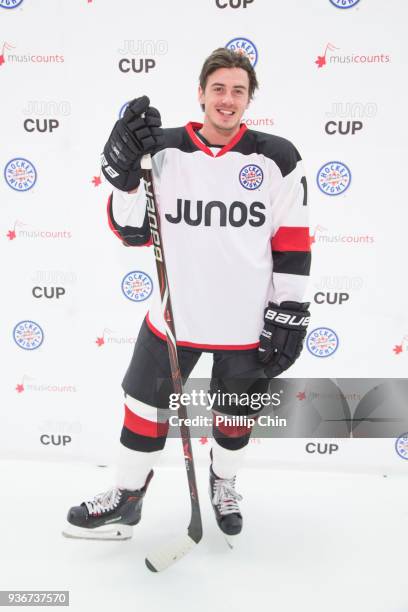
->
1, 0, 407, 474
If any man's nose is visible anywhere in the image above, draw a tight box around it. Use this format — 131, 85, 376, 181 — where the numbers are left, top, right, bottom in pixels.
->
220, 91, 234, 106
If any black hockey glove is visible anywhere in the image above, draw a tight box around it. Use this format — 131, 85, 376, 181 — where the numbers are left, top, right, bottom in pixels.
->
258, 301, 311, 378
101, 96, 164, 191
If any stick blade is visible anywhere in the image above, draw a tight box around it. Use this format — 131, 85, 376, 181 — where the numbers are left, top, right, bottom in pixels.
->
145, 534, 198, 572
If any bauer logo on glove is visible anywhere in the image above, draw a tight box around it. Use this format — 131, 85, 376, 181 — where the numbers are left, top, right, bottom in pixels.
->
258, 301, 311, 378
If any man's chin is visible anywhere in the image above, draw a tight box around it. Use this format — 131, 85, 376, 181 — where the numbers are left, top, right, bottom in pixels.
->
212, 119, 241, 133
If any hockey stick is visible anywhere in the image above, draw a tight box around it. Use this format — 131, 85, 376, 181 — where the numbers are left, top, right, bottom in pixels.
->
140, 154, 203, 572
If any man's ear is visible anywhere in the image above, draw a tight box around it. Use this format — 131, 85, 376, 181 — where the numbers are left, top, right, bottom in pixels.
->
198, 85, 204, 105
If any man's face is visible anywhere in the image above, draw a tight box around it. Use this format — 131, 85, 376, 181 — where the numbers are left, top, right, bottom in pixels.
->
199, 67, 250, 134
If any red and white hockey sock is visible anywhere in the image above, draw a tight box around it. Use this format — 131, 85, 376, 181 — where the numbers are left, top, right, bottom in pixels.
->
115, 394, 169, 491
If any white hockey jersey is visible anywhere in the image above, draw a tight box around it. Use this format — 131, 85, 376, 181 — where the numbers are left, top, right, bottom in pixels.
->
107, 122, 311, 351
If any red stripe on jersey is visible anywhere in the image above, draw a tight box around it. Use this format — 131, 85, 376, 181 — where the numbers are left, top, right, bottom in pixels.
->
215, 419, 253, 438
216, 124, 248, 157
124, 404, 169, 438
146, 313, 260, 351
185, 122, 248, 158
271, 226, 311, 252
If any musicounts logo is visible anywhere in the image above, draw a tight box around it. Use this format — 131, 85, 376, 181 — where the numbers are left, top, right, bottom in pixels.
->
310, 225, 375, 245
242, 116, 275, 128
95, 328, 138, 347
6, 220, 72, 241
15, 374, 77, 394
393, 335, 408, 356
0, 41, 64, 67
315, 42, 391, 69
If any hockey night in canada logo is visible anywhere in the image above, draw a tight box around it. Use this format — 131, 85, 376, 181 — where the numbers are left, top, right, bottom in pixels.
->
4, 158, 37, 191
225, 38, 258, 67
121, 271, 153, 302
317, 161, 351, 196
307, 327, 339, 357
0, 0, 24, 8
239, 164, 264, 190
329, 0, 360, 8
395, 433, 408, 460
13, 320, 44, 350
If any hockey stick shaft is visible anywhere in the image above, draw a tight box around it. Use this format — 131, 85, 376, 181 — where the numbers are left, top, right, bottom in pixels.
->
141, 155, 203, 553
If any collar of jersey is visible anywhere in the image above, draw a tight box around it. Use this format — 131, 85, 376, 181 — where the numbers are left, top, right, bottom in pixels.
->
185, 121, 247, 158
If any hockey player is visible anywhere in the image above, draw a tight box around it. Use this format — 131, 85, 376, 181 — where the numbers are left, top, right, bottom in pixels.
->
63, 48, 311, 542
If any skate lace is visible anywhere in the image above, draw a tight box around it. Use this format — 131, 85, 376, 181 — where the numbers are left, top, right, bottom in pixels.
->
212, 476, 243, 516
84, 488, 122, 516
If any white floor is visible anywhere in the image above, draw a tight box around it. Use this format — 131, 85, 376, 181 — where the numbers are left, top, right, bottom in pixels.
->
0, 459, 407, 612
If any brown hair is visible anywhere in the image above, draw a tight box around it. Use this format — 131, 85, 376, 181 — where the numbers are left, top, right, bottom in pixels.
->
199, 47, 259, 107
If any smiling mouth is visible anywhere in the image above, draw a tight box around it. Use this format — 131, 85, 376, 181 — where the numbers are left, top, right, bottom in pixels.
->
217, 109, 235, 117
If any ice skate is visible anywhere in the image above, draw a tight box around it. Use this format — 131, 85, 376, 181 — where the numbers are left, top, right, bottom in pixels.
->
62, 470, 153, 540
209, 464, 243, 549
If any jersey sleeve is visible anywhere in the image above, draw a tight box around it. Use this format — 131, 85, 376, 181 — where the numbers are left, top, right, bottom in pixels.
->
106, 184, 151, 247
270, 147, 311, 304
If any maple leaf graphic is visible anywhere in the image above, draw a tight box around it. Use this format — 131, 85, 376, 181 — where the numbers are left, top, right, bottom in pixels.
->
92, 175, 102, 187
393, 344, 403, 355
297, 391, 306, 401
315, 55, 326, 68
0, 55, 5, 67
7, 229, 16, 241
96, 336, 105, 347
199, 437, 208, 445
15, 383, 24, 393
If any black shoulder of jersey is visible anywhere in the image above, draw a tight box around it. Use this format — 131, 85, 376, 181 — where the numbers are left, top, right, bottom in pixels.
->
235, 129, 302, 178
153, 126, 198, 155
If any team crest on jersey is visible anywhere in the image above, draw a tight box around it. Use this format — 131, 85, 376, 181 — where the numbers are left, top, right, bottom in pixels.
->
226, 38, 258, 67
395, 433, 408, 460
121, 271, 153, 302
317, 161, 351, 196
307, 327, 339, 357
239, 164, 264, 190
13, 320, 44, 350
329, 0, 360, 8
4, 158, 37, 191
0, 0, 24, 8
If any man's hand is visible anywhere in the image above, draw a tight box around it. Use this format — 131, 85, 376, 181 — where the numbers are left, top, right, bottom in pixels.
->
101, 96, 164, 191
258, 301, 311, 378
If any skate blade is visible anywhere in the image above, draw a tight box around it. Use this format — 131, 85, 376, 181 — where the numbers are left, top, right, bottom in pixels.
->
62, 522, 133, 541
224, 533, 240, 549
